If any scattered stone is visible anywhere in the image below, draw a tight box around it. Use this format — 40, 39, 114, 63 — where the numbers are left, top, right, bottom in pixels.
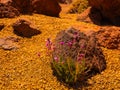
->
0, 36, 20, 50
0, 24, 4, 30
54, 27, 106, 77
12, 19, 41, 37
96, 27, 120, 50
88, 0, 120, 26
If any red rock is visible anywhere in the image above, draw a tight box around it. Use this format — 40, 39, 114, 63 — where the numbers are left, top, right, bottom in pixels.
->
31, 0, 61, 17
57, 0, 72, 4
12, 19, 41, 37
0, 3, 20, 18
0, 0, 61, 17
96, 27, 120, 49
88, 0, 120, 25
11, 0, 32, 14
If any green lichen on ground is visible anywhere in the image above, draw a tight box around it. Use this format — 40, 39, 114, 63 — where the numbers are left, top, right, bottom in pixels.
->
0, 12, 120, 90
68, 0, 89, 14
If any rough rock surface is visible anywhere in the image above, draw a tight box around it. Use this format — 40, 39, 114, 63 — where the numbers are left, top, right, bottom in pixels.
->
57, 0, 72, 4
0, 36, 20, 50
54, 27, 106, 76
0, 0, 61, 18
88, 0, 120, 25
11, 0, 32, 14
77, 7, 102, 25
0, 24, 4, 30
96, 27, 120, 49
31, 0, 61, 17
0, 3, 20, 18
12, 19, 41, 37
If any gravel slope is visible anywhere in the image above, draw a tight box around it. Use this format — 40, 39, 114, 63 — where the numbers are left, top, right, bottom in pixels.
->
0, 13, 120, 90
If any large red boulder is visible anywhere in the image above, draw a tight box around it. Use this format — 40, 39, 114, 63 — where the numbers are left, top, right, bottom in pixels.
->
31, 0, 61, 17
88, 0, 120, 25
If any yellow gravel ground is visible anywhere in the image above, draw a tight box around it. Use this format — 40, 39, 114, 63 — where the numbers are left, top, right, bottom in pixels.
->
0, 10, 120, 90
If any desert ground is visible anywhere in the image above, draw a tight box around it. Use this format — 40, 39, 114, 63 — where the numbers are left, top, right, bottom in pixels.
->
0, 4, 120, 90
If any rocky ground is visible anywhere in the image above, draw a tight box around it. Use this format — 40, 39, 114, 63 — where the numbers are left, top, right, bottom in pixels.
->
0, 4, 120, 90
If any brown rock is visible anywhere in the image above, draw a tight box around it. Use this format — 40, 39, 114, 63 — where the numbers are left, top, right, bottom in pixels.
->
96, 27, 120, 49
11, 0, 32, 14
0, 3, 20, 18
0, 0, 61, 17
31, 0, 61, 17
57, 0, 72, 4
54, 27, 106, 77
12, 19, 41, 37
88, 0, 120, 25
0, 36, 20, 50
0, 24, 4, 30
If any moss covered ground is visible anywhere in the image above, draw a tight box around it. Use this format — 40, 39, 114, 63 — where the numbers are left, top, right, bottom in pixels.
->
0, 4, 120, 90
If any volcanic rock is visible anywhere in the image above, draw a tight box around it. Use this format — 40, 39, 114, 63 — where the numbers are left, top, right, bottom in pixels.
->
57, 0, 72, 4
11, 0, 32, 14
0, 3, 20, 18
88, 0, 120, 26
0, 0, 61, 17
96, 27, 120, 49
0, 36, 20, 50
31, 0, 61, 17
12, 19, 41, 37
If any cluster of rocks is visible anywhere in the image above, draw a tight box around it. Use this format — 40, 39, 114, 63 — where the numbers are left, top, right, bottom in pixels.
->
0, 18, 41, 50
0, 0, 61, 18
77, 0, 120, 26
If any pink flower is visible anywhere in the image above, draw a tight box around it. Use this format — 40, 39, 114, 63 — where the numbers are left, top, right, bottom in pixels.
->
77, 54, 85, 61
80, 44, 84, 48
60, 41, 64, 45
46, 38, 52, 50
54, 56, 59, 62
67, 41, 73, 47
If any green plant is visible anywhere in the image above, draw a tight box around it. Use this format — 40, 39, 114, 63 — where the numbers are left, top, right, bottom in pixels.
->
68, 0, 89, 14
45, 34, 88, 85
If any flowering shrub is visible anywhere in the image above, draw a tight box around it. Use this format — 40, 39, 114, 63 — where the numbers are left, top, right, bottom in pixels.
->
45, 27, 106, 86
45, 33, 88, 85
